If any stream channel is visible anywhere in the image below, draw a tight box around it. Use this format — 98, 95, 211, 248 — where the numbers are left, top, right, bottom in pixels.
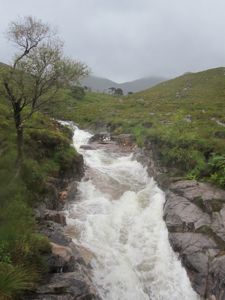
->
65, 124, 199, 300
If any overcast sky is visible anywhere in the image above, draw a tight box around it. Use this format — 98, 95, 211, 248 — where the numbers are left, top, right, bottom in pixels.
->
1, 0, 225, 82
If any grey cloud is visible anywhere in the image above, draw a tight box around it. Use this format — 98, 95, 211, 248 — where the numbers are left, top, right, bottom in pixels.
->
0, 0, 225, 82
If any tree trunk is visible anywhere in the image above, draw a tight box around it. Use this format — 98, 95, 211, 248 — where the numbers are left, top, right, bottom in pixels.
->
16, 126, 23, 164
14, 103, 24, 165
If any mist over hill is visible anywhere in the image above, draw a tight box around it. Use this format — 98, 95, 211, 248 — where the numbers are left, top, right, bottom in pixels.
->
81, 75, 166, 94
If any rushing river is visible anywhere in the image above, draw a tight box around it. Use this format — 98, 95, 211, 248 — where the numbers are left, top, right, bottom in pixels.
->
66, 125, 199, 300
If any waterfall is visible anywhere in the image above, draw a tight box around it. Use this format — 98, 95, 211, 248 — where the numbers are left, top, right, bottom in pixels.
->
66, 125, 199, 300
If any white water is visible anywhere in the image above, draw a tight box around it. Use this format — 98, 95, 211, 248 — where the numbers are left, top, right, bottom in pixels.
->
66, 125, 199, 300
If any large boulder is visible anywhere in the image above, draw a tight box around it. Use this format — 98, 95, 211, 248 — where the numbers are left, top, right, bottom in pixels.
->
164, 180, 225, 298
44, 210, 67, 226
208, 255, 225, 299
169, 180, 225, 214
89, 133, 110, 144
24, 272, 100, 299
164, 191, 211, 232
26, 218, 100, 299
80, 144, 96, 150
111, 134, 135, 147
49, 242, 75, 273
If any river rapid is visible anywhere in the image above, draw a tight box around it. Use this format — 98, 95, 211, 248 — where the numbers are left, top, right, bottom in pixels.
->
66, 125, 199, 300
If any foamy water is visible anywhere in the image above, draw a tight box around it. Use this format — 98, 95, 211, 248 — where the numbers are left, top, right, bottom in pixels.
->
66, 125, 199, 300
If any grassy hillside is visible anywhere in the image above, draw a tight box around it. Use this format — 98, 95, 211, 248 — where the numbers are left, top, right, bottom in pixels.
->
52, 67, 225, 187
0, 65, 224, 296
0, 88, 80, 298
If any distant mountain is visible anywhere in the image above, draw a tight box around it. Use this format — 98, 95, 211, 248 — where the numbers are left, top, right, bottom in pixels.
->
81, 76, 116, 93
81, 75, 166, 94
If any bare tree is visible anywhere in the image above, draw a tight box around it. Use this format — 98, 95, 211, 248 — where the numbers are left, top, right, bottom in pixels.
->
0, 16, 89, 164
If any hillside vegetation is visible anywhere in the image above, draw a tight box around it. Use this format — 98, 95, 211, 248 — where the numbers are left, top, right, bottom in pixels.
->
0, 64, 225, 297
0, 86, 80, 298
52, 67, 225, 187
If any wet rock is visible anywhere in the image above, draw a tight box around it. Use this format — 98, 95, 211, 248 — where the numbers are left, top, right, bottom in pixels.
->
129, 139, 225, 298
168, 233, 219, 255
164, 191, 211, 232
44, 210, 67, 226
111, 134, 136, 147
31, 220, 100, 299
208, 255, 225, 299
67, 181, 78, 202
49, 242, 75, 273
133, 146, 168, 188
169, 180, 225, 213
80, 144, 96, 150
25, 272, 100, 299
24, 123, 99, 299
75, 245, 95, 266
168, 233, 218, 297
39, 221, 72, 246
212, 205, 225, 243
65, 152, 84, 180
163, 179, 225, 298
89, 133, 110, 144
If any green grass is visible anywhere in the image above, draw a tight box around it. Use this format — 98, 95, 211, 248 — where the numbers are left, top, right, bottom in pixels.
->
49, 67, 225, 187
0, 80, 80, 298
0, 64, 224, 296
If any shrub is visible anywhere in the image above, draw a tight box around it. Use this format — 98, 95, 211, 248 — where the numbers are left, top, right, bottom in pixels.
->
0, 263, 36, 299
208, 155, 225, 187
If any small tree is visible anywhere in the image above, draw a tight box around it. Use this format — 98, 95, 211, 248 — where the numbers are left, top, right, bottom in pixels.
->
115, 88, 123, 96
108, 87, 116, 95
71, 86, 85, 100
108, 87, 123, 96
0, 16, 89, 164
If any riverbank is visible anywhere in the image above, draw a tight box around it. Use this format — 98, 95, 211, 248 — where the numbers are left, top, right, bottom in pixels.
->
22, 123, 101, 299
64, 127, 198, 299
48, 68, 225, 189
81, 130, 225, 299
134, 136, 225, 299
21, 122, 225, 299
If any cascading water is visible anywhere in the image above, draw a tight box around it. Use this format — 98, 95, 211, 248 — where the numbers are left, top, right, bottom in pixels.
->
66, 125, 199, 300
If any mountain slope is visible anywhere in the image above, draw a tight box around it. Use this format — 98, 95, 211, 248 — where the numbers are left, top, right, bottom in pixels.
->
81, 75, 166, 94
120, 76, 166, 94
58, 67, 225, 187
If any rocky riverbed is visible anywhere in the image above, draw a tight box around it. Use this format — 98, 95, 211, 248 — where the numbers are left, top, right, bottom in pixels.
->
22, 145, 101, 300
135, 139, 225, 299
26, 128, 225, 300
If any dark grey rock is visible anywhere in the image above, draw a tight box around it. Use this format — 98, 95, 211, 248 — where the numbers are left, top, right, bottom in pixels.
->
212, 205, 225, 243
208, 255, 225, 299
164, 191, 211, 232
170, 180, 225, 213
111, 134, 135, 146
24, 272, 100, 299
164, 180, 225, 298
80, 145, 96, 150
89, 133, 110, 144
44, 210, 67, 226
